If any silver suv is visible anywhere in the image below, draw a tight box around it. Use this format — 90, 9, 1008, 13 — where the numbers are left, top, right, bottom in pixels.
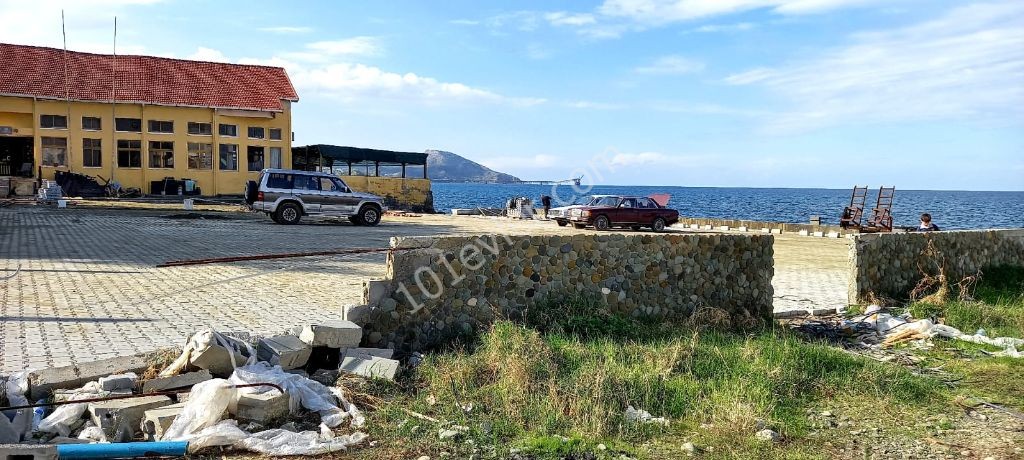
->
245, 169, 386, 226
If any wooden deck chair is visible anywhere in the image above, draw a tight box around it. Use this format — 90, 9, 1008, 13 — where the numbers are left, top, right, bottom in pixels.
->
863, 186, 896, 233
839, 186, 868, 230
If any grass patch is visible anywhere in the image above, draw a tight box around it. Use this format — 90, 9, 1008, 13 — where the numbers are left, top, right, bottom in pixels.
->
358, 298, 945, 459
908, 266, 1024, 338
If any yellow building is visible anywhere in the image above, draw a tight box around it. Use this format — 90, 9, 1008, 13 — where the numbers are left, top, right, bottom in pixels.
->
0, 43, 298, 196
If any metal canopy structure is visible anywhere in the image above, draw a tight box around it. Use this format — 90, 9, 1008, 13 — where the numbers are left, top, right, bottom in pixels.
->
292, 144, 428, 178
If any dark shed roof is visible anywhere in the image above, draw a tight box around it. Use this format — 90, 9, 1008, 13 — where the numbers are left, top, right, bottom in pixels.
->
293, 144, 427, 165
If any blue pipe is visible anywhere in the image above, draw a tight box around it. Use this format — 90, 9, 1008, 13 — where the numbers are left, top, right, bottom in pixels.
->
57, 441, 188, 459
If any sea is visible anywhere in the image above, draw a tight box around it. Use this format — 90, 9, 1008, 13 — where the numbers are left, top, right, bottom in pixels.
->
431, 183, 1024, 230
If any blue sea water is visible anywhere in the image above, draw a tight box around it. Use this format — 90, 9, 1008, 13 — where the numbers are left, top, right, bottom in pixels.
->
431, 183, 1024, 230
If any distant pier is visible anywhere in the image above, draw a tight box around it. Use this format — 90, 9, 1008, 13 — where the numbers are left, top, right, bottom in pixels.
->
434, 176, 582, 185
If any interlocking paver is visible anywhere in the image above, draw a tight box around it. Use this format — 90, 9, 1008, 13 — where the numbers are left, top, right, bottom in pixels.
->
1, 205, 850, 374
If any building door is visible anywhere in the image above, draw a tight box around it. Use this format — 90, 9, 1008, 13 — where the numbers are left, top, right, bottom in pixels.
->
0, 136, 33, 177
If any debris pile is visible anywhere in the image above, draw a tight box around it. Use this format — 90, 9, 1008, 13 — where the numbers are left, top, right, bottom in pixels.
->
0, 321, 400, 457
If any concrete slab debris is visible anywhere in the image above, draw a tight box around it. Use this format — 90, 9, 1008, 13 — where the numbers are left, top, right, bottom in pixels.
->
141, 403, 184, 440
29, 354, 151, 400
88, 395, 173, 440
257, 336, 312, 370
299, 321, 363, 348
98, 373, 137, 391
189, 343, 250, 377
234, 391, 290, 423
340, 355, 399, 381
141, 370, 213, 393
0, 443, 57, 460
344, 347, 394, 360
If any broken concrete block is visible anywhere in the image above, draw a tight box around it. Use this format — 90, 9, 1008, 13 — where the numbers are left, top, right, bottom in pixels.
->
737, 226, 748, 232
701, 224, 713, 230
0, 443, 57, 460
798, 230, 810, 236
363, 279, 389, 306
257, 336, 311, 370
98, 373, 137, 391
233, 391, 290, 423
299, 321, 362, 348
340, 356, 399, 381
689, 224, 699, 230
343, 304, 370, 326
89, 395, 172, 440
812, 231, 825, 237
717, 226, 730, 231
189, 342, 251, 377
142, 403, 184, 440
827, 232, 841, 238
761, 227, 772, 233
29, 354, 150, 400
141, 370, 212, 393
344, 347, 394, 360
52, 388, 132, 403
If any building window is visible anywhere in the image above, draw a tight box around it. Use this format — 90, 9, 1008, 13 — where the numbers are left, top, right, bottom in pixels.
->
83, 139, 102, 167
40, 115, 68, 129
247, 127, 265, 139
268, 128, 282, 140
187, 122, 212, 135
219, 144, 238, 170
117, 140, 142, 168
149, 141, 174, 168
82, 117, 102, 131
187, 142, 213, 170
218, 124, 237, 137
269, 147, 282, 169
247, 146, 264, 171
148, 120, 174, 134
115, 118, 142, 132
41, 137, 67, 166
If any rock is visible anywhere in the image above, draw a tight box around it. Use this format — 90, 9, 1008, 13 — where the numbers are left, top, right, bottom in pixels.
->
821, 411, 833, 417
755, 429, 781, 443
598, 443, 607, 451
439, 425, 469, 440
299, 321, 363, 348
682, 442, 697, 454
141, 370, 212, 393
88, 395, 173, 440
98, 373, 137, 391
257, 335, 312, 370
142, 403, 184, 440
189, 338, 252, 377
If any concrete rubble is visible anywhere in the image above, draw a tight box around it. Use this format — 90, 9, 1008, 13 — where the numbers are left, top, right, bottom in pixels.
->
0, 322, 393, 456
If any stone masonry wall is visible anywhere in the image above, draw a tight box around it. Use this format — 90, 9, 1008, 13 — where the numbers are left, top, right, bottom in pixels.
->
360, 233, 774, 353
848, 229, 1024, 303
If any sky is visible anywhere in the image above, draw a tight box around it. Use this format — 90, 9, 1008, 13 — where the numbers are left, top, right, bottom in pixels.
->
1, 0, 1022, 190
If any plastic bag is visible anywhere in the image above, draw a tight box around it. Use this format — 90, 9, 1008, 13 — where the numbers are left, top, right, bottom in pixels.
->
625, 405, 669, 426
77, 422, 106, 442
228, 362, 361, 428
3, 370, 33, 441
185, 420, 249, 452
163, 379, 237, 441
38, 381, 104, 437
236, 428, 368, 456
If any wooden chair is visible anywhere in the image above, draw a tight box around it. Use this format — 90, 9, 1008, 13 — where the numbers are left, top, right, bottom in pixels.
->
839, 186, 868, 230
863, 186, 895, 233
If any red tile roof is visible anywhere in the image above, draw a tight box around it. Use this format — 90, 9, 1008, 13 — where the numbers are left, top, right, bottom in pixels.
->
0, 43, 298, 112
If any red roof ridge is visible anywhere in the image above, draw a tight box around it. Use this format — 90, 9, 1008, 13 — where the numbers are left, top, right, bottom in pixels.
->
1, 42, 291, 74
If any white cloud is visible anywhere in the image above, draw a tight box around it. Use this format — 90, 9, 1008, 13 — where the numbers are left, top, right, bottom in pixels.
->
0, 0, 162, 52
634, 55, 705, 75
258, 26, 312, 34
604, 151, 709, 168
545, 11, 597, 26
304, 37, 381, 57
186, 47, 230, 62
599, 0, 884, 24
692, 22, 755, 33
725, 2, 1024, 132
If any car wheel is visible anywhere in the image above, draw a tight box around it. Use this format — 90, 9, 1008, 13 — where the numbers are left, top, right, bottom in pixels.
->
652, 217, 667, 232
243, 180, 258, 205
573, 223, 587, 229
594, 215, 611, 231
358, 205, 381, 226
557, 220, 568, 227
275, 202, 302, 225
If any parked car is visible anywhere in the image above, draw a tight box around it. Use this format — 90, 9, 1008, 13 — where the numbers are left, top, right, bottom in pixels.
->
245, 169, 386, 225
567, 195, 679, 232
549, 194, 615, 226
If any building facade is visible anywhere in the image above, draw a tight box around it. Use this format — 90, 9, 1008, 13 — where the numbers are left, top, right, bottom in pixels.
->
0, 43, 298, 196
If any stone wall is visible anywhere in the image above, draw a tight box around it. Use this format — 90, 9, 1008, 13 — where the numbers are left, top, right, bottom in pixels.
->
848, 229, 1024, 303
359, 233, 774, 352
675, 217, 846, 235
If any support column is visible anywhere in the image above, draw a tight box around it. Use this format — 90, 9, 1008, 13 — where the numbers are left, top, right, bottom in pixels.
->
401, 163, 406, 178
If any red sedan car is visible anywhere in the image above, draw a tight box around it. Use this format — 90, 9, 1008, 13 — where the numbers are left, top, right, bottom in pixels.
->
566, 195, 679, 232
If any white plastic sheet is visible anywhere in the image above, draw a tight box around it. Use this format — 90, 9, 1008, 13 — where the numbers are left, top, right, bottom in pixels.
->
2, 370, 32, 441
183, 419, 368, 455
228, 362, 362, 428
37, 381, 104, 437
163, 379, 238, 441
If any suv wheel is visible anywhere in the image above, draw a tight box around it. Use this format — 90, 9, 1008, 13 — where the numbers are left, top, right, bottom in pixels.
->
244, 180, 258, 205
275, 202, 302, 225
358, 205, 381, 226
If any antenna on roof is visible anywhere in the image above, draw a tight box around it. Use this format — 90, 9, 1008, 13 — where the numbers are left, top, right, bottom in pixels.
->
110, 16, 117, 184
62, 9, 73, 168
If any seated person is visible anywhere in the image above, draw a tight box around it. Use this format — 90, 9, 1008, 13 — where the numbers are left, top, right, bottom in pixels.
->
916, 213, 940, 231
